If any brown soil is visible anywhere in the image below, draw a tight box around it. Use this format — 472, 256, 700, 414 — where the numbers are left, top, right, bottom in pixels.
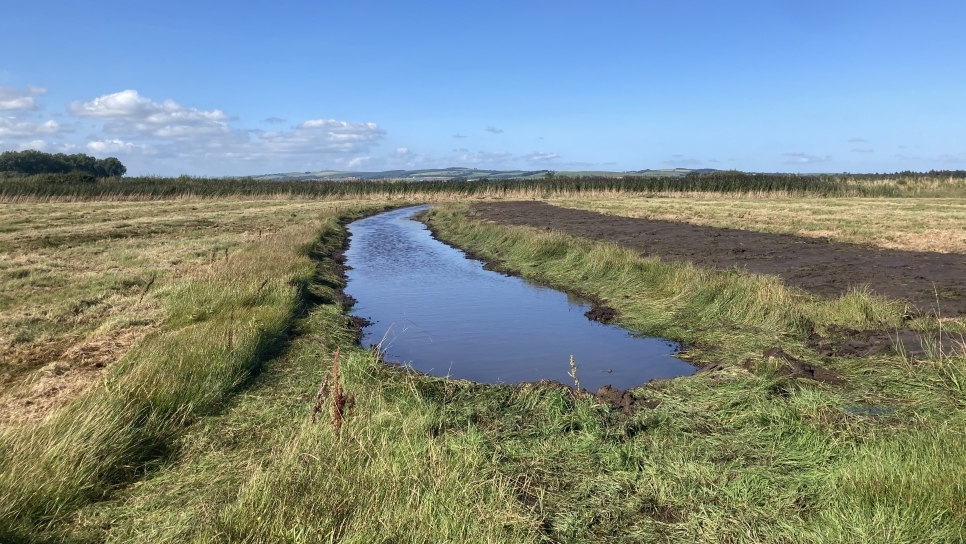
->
594, 384, 661, 415
470, 201, 966, 316
0, 327, 148, 424
759, 347, 845, 385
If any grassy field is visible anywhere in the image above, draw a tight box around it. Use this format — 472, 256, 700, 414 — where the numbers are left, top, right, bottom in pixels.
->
1, 191, 964, 542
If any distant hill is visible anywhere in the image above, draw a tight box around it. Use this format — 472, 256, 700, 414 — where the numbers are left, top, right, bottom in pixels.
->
252, 167, 718, 181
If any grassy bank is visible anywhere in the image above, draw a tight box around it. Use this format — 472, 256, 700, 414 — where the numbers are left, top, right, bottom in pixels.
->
69, 242, 539, 542
0, 202, 385, 540
0, 199, 373, 417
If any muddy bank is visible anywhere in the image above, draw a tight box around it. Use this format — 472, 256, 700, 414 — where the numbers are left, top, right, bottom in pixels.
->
470, 201, 966, 317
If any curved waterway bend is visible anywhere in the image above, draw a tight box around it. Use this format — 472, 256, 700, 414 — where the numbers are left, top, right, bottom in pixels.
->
344, 206, 695, 391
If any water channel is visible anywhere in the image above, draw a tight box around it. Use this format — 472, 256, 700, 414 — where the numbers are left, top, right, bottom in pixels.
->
344, 205, 695, 391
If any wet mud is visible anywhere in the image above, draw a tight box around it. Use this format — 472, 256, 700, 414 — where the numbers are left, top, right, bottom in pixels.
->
470, 201, 966, 317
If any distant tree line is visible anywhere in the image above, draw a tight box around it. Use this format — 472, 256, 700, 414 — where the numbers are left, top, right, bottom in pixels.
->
0, 150, 126, 180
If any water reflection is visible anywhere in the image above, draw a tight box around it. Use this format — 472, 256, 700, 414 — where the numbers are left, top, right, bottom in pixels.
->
344, 205, 695, 391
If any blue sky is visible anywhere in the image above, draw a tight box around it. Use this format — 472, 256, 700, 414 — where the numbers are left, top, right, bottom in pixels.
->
1, 0, 964, 176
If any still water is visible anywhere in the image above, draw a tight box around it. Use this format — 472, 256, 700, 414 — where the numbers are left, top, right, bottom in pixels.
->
344, 205, 695, 391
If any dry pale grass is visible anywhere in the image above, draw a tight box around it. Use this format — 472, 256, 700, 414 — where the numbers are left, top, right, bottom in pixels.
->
0, 198, 372, 424
551, 196, 966, 254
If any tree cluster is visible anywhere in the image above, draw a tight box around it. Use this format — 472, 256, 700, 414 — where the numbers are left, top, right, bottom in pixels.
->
0, 150, 126, 178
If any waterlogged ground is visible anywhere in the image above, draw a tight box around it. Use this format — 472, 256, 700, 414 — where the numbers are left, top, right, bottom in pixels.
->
345, 206, 694, 391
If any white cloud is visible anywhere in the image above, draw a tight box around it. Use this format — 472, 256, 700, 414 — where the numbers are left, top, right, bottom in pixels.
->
848, 137, 867, 143
0, 117, 73, 138
86, 139, 154, 154
19, 139, 48, 151
346, 156, 372, 168
851, 148, 874, 153
68, 89, 236, 141
16, 139, 79, 153
783, 152, 832, 164
452, 133, 467, 138
521, 151, 559, 162
485, 126, 504, 134
60, 90, 387, 174
0, 86, 45, 111
253, 119, 385, 156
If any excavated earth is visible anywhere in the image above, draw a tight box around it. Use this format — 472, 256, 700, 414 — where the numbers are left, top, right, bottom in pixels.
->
469, 201, 966, 363
471, 201, 966, 316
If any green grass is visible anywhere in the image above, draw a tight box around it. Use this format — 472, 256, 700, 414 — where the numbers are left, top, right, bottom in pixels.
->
0, 207, 379, 541
417, 203, 966, 542
3, 198, 965, 542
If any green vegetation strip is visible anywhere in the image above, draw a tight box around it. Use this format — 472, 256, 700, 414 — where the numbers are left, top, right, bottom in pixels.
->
4, 170, 966, 201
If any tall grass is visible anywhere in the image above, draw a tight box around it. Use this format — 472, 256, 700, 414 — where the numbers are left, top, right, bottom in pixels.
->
3, 170, 966, 202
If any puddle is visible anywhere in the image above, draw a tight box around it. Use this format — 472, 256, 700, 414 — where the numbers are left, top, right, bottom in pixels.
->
344, 205, 695, 391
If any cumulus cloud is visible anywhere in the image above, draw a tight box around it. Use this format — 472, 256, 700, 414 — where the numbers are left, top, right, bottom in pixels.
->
254, 119, 385, 156
485, 126, 504, 134
851, 148, 874, 153
60, 89, 387, 174
783, 152, 832, 164
0, 86, 46, 111
521, 151, 559, 162
338, 146, 430, 170
68, 89, 237, 141
0, 117, 73, 138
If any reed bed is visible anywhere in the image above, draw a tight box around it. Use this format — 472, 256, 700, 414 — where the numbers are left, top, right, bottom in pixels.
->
3, 170, 966, 202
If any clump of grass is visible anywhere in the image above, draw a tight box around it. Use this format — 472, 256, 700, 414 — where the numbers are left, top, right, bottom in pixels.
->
330, 346, 355, 432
